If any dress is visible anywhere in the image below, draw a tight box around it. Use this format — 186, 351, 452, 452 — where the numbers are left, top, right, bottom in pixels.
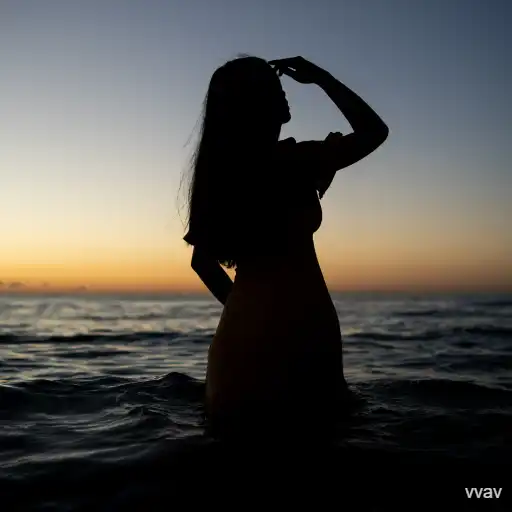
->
187, 137, 347, 439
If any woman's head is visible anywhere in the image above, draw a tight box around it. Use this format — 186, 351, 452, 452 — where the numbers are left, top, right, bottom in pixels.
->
206, 56, 291, 134
183, 56, 290, 268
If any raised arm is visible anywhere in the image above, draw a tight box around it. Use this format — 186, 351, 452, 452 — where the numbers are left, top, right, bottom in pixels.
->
270, 57, 389, 192
191, 247, 233, 306
315, 70, 389, 167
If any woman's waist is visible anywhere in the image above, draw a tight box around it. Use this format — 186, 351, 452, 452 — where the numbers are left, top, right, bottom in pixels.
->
232, 263, 327, 298
222, 270, 338, 329
235, 242, 321, 277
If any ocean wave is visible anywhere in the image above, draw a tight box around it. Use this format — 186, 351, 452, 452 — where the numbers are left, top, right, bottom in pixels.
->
454, 325, 512, 338
79, 312, 169, 322
384, 377, 511, 398
56, 348, 134, 359
396, 308, 479, 318
0, 330, 212, 345
442, 353, 512, 373
346, 324, 512, 342
396, 307, 511, 319
1, 371, 203, 398
471, 298, 512, 308
2, 322, 510, 347
347, 331, 442, 342
397, 308, 449, 317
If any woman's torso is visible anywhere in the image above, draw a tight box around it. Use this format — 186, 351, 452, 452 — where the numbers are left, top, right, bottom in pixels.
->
206, 147, 346, 421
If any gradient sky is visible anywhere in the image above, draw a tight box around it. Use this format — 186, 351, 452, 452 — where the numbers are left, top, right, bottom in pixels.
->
1, 0, 511, 293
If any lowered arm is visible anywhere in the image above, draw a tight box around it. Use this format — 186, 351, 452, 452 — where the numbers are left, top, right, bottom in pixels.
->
191, 247, 233, 306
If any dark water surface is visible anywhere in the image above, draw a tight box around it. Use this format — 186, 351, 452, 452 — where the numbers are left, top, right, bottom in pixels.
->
1, 293, 510, 510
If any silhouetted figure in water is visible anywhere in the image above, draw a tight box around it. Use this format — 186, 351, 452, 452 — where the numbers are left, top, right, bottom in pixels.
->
184, 56, 388, 441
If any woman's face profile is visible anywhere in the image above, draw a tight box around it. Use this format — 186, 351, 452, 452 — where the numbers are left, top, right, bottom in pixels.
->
265, 66, 291, 124
278, 81, 291, 124
240, 61, 291, 126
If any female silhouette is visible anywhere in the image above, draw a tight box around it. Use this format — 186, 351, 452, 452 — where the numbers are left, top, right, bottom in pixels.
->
184, 56, 388, 441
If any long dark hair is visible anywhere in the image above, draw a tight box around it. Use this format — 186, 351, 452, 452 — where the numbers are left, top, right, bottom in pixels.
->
184, 56, 284, 269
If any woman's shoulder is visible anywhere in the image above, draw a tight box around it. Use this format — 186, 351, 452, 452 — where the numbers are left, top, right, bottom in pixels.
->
277, 137, 297, 153
276, 137, 321, 170
278, 137, 297, 146
276, 136, 323, 158
275, 137, 298, 165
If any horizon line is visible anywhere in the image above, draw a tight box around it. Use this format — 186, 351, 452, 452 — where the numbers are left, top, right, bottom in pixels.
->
1, 288, 511, 296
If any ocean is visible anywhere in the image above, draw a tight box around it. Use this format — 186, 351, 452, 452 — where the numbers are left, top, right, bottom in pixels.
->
1, 292, 510, 510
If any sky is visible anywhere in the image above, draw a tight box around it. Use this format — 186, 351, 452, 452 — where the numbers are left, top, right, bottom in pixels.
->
1, 0, 511, 294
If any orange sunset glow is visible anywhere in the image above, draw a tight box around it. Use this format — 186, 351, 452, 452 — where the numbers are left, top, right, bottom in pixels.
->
1, 1, 511, 296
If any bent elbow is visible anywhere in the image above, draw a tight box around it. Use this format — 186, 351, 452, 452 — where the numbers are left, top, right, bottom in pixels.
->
357, 123, 388, 151
191, 256, 204, 273
191, 250, 202, 272
191, 247, 214, 272
190, 259, 200, 273
379, 123, 389, 142
372, 123, 389, 146
365, 126, 388, 153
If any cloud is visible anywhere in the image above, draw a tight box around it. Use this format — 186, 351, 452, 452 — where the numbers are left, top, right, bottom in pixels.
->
7, 282, 26, 289
73, 285, 89, 292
